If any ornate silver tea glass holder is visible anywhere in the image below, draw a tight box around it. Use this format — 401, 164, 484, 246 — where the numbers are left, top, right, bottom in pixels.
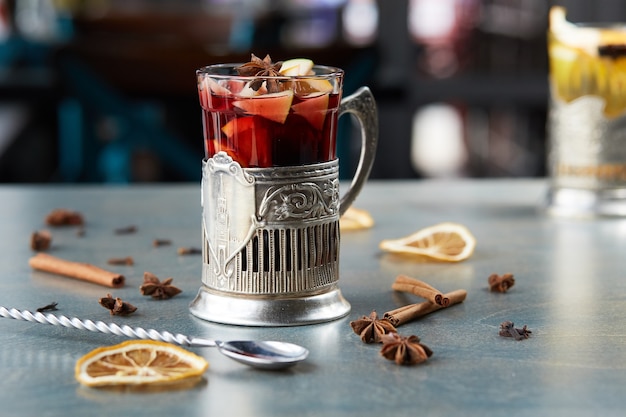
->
190, 154, 349, 326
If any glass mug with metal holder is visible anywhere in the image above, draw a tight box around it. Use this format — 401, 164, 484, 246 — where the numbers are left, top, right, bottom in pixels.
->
190, 56, 378, 325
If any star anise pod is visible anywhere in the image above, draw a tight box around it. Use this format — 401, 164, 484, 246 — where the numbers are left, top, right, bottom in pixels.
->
139, 271, 182, 300
45, 208, 84, 226
236, 53, 283, 93
36, 302, 58, 313
30, 230, 52, 251
380, 333, 433, 365
98, 293, 137, 316
350, 311, 397, 344
499, 321, 532, 340
488, 273, 515, 293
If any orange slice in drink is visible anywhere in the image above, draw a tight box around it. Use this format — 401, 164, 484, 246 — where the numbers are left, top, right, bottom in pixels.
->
379, 222, 476, 262
75, 340, 209, 387
221, 116, 257, 138
340, 207, 374, 231
220, 117, 272, 167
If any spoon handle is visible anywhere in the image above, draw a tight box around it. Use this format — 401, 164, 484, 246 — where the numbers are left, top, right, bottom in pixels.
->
0, 306, 216, 348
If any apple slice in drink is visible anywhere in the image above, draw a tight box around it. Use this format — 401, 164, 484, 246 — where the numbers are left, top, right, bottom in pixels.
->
280, 58, 333, 95
304, 79, 334, 93
286, 78, 333, 97
239, 81, 268, 97
198, 77, 232, 109
280, 58, 314, 76
233, 90, 294, 124
292, 93, 330, 130
198, 84, 208, 109
207, 78, 231, 96
197, 78, 212, 109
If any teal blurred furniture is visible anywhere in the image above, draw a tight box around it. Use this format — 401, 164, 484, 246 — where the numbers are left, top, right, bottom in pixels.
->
57, 55, 201, 182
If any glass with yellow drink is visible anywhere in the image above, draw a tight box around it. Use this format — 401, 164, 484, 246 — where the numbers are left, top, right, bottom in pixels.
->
547, 7, 626, 216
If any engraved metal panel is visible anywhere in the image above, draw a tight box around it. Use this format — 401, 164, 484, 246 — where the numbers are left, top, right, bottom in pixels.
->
201, 155, 341, 296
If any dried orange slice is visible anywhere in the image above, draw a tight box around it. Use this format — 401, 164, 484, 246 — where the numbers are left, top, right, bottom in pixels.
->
75, 340, 209, 387
340, 207, 374, 231
379, 222, 476, 262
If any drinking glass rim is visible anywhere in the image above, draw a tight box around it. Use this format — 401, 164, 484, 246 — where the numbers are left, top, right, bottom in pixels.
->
196, 63, 344, 80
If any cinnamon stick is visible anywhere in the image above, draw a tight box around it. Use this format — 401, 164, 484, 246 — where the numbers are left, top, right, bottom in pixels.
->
392, 275, 449, 307
29, 253, 125, 288
384, 289, 467, 326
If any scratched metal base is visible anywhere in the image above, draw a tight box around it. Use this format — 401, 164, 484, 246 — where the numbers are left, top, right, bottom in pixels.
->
189, 286, 350, 326
546, 186, 626, 218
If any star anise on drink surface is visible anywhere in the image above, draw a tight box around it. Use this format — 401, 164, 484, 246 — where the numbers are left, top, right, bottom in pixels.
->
350, 311, 397, 344
99, 294, 137, 316
380, 333, 433, 365
236, 53, 283, 93
488, 273, 515, 293
139, 271, 182, 300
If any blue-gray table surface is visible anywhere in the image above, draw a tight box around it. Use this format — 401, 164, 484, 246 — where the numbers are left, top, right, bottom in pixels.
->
1, 179, 626, 417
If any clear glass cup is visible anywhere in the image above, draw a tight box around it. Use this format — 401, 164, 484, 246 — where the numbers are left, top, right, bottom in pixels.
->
547, 7, 626, 217
197, 64, 344, 167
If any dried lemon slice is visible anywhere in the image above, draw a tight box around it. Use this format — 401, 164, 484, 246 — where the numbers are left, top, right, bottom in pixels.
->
379, 222, 476, 262
75, 340, 209, 387
340, 207, 374, 231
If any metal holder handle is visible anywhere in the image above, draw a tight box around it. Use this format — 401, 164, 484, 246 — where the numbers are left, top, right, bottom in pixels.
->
338, 86, 379, 216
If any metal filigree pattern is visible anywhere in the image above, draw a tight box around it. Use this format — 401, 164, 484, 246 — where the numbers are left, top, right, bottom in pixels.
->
258, 180, 339, 223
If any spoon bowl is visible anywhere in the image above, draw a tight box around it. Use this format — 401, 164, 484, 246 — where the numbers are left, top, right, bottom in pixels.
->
216, 340, 309, 370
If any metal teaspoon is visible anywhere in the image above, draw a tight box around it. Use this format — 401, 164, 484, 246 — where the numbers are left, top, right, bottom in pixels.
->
0, 307, 309, 370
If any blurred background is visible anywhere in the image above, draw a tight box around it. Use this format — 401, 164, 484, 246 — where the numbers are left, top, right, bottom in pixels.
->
0, 0, 621, 183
